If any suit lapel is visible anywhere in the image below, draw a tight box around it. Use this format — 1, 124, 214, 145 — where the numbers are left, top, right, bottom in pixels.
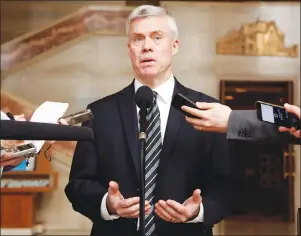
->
117, 81, 140, 181
157, 79, 189, 175
117, 79, 189, 184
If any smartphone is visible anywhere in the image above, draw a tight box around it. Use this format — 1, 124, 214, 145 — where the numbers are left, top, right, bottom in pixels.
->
0, 143, 37, 160
255, 101, 300, 129
171, 93, 199, 118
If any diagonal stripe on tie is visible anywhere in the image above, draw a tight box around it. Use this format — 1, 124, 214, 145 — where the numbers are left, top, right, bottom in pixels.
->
144, 91, 162, 236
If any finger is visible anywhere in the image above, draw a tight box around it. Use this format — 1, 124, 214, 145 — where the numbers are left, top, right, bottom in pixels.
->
279, 126, 290, 132
294, 130, 300, 138
195, 102, 215, 110
118, 202, 140, 215
284, 103, 300, 119
108, 181, 119, 195
0, 156, 24, 167
121, 204, 151, 218
1, 153, 13, 161
181, 106, 206, 119
155, 204, 172, 222
289, 127, 297, 136
166, 200, 187, 216
192, 189, 202, 204
58, 119, 69, 125
160, 202, 185, 222
127, 207, 151, 218
119, 197, 140, 208
154, 208, 170, 222
185, 116, 207, 127
156, 202, 173, 221
14, 114, 25, 120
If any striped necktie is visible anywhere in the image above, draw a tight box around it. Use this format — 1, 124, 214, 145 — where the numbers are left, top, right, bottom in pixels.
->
144, 91, 162, 236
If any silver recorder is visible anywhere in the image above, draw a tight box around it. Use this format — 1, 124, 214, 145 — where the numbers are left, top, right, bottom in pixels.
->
0, 143, 37, 160
58, 109, 94, 125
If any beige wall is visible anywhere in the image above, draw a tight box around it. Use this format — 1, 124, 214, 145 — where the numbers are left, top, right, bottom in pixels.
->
1, 1, 300, 234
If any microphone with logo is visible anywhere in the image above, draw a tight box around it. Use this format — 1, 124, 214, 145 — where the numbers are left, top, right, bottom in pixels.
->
135, 86, 153, 236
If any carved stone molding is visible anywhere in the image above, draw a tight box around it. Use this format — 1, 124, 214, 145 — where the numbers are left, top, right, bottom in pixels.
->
1, 5, 133, 71
216, 19, 298, 57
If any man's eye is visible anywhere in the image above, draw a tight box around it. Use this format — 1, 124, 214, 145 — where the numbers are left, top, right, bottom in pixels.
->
154, 36, 162, 40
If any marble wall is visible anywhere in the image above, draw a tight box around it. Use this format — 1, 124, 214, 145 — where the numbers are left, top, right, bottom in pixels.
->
1, 1, 300, 234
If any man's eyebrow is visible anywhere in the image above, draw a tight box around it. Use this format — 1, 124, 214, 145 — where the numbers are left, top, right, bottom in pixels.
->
131, 31, 164, 36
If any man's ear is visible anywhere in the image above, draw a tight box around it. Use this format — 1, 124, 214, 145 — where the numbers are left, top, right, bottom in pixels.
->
127, 43, 131, 58
172, 39, 179, 56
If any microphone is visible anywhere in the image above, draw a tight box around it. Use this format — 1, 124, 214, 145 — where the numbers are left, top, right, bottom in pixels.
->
0, 120, 94, 141
134, 85, 153, 236
58, 109, 94, 125
135, 86, 153, 140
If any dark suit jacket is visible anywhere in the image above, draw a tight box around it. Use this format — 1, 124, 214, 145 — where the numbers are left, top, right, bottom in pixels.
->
227, 110, 300, 145
65, 79, 237, 236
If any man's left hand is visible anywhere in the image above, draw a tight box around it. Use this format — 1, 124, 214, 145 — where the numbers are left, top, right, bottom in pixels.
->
154, 189, 202, 223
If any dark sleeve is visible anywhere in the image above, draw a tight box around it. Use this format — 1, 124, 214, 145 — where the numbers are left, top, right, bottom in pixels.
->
227, 110, 300, 145
202, 132, 238, 227
3, 165, 16, 172
64, 118, 107, 223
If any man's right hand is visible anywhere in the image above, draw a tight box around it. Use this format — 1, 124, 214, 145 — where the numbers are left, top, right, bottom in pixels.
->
106, 181, 151, 218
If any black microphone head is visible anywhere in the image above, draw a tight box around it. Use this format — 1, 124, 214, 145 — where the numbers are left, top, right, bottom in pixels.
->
135, 86, 153, 109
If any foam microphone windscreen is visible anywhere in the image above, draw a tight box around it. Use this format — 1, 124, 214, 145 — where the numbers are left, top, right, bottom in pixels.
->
1, 120, 94, 141
135, 86, 153, 110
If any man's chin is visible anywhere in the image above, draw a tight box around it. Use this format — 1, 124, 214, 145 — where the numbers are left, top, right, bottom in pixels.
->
140, 71, 158, 78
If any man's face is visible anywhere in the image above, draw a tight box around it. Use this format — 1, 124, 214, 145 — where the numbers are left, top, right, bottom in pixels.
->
128, 16, 178, 80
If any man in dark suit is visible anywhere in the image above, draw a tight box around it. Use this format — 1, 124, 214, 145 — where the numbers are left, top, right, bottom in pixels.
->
182, 102, 300, 144
65, 5, 237, 236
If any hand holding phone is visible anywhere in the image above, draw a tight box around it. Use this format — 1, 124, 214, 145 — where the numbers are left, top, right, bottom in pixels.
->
1, 143, 37, 161
171, 93, 199, 119
255, 101, 300, 130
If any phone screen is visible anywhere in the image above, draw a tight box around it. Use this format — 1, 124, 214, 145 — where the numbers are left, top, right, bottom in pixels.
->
260, 103, 298, 128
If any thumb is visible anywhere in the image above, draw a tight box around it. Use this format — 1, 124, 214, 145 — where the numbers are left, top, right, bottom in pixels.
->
195, 102, 214, 110
108, 181, 119, 195
284, 103, 300, 119
192, 189, 201, 203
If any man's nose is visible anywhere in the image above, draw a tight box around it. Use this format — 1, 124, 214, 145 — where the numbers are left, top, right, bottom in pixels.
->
142, 37, 154, 52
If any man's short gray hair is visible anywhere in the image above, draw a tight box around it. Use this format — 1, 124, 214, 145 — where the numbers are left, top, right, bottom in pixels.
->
126, 5, 179, 39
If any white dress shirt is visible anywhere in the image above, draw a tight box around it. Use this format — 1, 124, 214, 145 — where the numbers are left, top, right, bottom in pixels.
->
100, 75, 204, 223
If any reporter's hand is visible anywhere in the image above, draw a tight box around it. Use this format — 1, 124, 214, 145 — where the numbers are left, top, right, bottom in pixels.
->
106, 181, 151, 218
182, 102, 232, 132
14, 114, 26, 121
57, 118, 68, 125
155, 189, 202, 223
0, 153, 24, 167
279, 103, 300, 138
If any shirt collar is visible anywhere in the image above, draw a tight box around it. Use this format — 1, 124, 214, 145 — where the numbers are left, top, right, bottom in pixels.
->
134, 75, 175, 103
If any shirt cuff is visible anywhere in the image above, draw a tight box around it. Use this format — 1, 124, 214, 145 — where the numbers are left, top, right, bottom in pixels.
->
100, 192, 120, 220
186, 202, 204, 223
